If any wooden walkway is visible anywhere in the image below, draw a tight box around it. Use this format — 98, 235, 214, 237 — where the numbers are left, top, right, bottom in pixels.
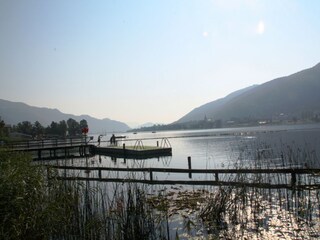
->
93, 145, 172, 159
48, 165, 320, 189
5, 137, 172, 160
93, 137, 172, 159
6, 137, 94, 160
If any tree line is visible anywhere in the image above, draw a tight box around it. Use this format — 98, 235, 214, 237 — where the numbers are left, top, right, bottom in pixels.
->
0, 117, 88, 139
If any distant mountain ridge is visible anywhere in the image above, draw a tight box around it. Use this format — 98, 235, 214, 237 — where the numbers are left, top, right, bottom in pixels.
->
177, 85, 258, 123
0, 99, 130, 133
177, 62, 320, 123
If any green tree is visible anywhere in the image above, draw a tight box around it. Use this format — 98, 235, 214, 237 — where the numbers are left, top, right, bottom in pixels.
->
0, 118, 5, 137
45, 121, 59, 136
67, 118, 81, 136
58, 120, 67, 137
79, 119, 88, 129
32, 121, 44, 137
16, 121, 33, 136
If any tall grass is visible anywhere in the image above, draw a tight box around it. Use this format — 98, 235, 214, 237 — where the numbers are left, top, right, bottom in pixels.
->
0, 149, 168, 239
0, 149, 75, 239
198, 142, 320, 239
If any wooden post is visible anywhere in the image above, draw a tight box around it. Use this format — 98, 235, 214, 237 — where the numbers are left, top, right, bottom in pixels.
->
150, 169, 153, 181
123, 143, 125, 149
188, 156, 192, 179
157, 141, 159, 147
291, 172, 296, 186
46, 167, 50, 184
38, 150, 41, 160
215, 173, 219, 181
99, 169, 102, 179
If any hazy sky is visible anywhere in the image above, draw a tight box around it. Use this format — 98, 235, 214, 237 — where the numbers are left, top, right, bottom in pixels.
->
1, 0, 320, 126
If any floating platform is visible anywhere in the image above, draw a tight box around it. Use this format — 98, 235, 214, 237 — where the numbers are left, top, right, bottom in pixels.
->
93, 145, 172, 159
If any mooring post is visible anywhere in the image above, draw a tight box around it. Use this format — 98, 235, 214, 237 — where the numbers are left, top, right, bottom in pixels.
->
188, 156, 192, 179
46, 166, 50, 183
150, 169, 153, 181
291, 172, 297, 186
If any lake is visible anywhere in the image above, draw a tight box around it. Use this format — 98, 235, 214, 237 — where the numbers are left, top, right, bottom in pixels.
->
54, 123, 320, 182
48, 123, 320, 239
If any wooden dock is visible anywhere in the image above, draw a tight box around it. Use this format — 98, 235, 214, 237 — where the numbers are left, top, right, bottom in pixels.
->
93, 138, 172, 159
93, 145, 172, 159
5, 137, 172, 160
6, 137, 95, 160
48, 165, 320, 189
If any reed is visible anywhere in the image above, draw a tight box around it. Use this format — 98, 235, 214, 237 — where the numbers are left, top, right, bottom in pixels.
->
0, 150, 169, 239
198, 142, 320, 239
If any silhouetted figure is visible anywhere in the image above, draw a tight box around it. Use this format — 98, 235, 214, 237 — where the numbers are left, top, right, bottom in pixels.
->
97, 135, 101, 146
110, 134, 116, 145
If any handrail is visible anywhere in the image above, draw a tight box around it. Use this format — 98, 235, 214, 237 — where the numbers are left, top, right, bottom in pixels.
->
160, 138, 171, 148
7, 137, 88, 150
133, 140, 144, 150
47, 165, 320, 175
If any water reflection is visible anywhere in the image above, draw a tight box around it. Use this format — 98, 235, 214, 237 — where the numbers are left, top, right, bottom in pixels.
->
42, 124, 320, 239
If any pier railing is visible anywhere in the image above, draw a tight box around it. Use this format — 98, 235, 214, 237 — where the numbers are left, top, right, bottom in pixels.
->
6, 137, 90, 151
48, 165, 320, 189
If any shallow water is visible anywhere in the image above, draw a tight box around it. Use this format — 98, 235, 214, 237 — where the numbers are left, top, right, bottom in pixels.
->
46, 123, 320, 239
51, 123, 320, 182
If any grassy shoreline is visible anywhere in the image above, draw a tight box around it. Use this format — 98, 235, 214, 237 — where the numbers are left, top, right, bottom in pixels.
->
1, 141, 320, 239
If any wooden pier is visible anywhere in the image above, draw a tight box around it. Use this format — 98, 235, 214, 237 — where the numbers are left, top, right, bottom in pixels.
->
48, 165, 320, 189
6, 137, 172, 160
6, 137, 95, 160
93, 145, 172, 159
93, 138, 172, 159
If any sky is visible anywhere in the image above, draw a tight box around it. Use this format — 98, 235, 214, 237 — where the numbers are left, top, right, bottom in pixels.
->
1, 0, 320, 127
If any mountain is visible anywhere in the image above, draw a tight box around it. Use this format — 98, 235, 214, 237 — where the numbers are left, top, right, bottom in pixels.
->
0, 99, 130, 133
177, 63, 320, 123
177, 85, 258, 123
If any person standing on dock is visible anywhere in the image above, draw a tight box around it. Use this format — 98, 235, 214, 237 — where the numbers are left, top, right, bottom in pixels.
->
97, 135, 101, 146
110, 134, 116, 145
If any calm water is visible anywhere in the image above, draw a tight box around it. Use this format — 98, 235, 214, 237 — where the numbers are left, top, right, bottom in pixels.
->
54, 123, 320, 181
46, 124, 320, 239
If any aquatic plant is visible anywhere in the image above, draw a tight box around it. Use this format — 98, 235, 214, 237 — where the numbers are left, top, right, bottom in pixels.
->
198, 142, 320, 239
